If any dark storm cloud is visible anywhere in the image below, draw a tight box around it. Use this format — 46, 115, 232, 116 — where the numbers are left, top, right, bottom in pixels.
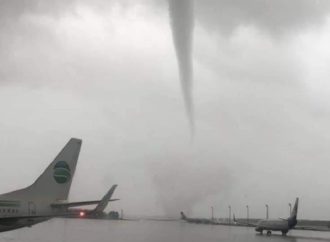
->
0, 0, 155, 20
195, 0, 330, 35
0, 0, 156, 85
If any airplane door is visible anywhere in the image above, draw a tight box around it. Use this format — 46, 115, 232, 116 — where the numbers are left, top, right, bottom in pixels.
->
28, 202, 36, 215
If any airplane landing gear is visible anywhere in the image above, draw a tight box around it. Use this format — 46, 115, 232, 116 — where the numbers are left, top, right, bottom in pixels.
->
281, 230, 288, 236
266, 231, 272, 236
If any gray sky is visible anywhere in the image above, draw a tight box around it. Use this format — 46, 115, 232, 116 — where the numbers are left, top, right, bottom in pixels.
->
1, 0, 330, 220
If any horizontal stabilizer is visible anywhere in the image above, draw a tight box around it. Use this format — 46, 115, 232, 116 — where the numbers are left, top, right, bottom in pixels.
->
51, 199, 119, 208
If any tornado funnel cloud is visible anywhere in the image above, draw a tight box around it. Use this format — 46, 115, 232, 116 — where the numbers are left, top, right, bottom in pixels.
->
168, 0, 195, 133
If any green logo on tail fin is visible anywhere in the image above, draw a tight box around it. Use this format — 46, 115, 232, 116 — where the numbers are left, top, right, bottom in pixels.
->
53, 161, 71, 184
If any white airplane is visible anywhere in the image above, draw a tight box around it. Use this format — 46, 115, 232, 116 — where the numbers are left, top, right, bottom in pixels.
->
255, 197, 299, 236
0, 138, 112, 232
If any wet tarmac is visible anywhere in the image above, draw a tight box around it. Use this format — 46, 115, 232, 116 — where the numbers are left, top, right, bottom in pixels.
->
1, 219, 330, 242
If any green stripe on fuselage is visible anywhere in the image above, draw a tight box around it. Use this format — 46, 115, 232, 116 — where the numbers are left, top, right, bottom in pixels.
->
0, 201, 20, 207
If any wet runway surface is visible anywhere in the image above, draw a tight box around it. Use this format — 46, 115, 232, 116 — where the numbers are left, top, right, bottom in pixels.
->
1, 219, 330, 242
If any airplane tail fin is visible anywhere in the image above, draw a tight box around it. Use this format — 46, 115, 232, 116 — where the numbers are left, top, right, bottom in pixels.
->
29, 138, 82, 201
288, 197, 299, 228
3, 138, 82, 202
290, 197, 299, 219
93, 185, 118, 213
180, 211, 187, 220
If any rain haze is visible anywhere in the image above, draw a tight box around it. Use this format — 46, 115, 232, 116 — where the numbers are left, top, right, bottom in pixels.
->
2, 0, 330, 223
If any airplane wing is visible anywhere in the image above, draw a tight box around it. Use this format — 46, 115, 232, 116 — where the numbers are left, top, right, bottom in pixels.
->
237, 222, 258, 227
51, 199, 119, 208
51, 184, 119, 209
294, 226, 330, 231
233, 220, 259, 227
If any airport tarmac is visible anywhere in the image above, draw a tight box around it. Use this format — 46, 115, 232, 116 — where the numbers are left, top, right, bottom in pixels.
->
1, 219, 330, 242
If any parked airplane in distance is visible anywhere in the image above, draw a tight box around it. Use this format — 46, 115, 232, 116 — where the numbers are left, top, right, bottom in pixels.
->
255, 197, 299, 236
180, 212, 219, 225
65, 184, 119, 219
0, 138, 113, 232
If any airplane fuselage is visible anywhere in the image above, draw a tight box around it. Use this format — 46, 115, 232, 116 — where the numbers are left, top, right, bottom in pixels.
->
0, 197, 62, 232
255, 219, 290, 233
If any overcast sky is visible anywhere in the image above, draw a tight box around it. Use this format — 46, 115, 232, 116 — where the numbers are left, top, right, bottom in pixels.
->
1, 0, 330, 220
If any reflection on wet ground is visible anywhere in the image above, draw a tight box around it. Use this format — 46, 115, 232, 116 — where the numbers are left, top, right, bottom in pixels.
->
256, 233, 330, 242
1, 219, 330, 242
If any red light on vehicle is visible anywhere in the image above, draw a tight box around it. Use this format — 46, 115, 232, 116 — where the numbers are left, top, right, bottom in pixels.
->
79, 211, 85, 217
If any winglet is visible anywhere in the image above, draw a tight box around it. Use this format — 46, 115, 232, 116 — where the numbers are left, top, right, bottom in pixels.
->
94, 184, 118, 213
180, 211, 187, 220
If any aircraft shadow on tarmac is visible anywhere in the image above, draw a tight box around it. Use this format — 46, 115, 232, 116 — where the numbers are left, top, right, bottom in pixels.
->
255, 233, 330, 242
